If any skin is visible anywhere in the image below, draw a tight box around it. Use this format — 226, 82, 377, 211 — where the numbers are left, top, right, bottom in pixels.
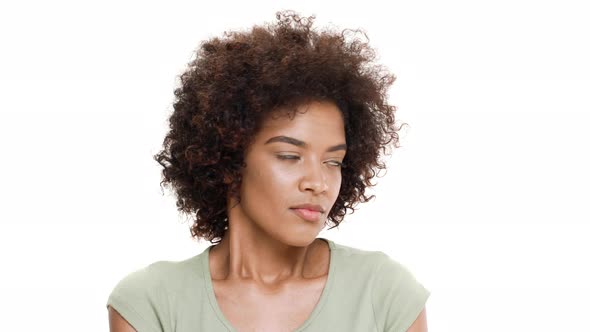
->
213, 99, 346, 283
108, 99, 428, 331
206, 100, 346, 331
407, 309, 428, 332
108, 307, 136, 332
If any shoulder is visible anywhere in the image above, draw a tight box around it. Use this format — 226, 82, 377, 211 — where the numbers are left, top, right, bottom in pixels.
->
329, 240, 403, 278
327, 240, 430, 331
369, 251, 431, 332
106, 251, 207, 332
330, 240, 426, 289
328, 240, 415, 291
329, 240, 388, 266
109, 254, 203, 297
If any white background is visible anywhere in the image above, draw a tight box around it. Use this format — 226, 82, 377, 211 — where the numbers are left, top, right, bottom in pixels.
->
1, 0, 589, 331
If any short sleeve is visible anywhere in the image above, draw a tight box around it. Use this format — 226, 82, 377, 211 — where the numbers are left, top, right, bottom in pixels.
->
371, 253, 431, 332
106, 265, 166, 332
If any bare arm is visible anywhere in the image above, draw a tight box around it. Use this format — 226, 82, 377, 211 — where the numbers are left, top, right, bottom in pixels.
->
406, 308, 428, 332
108, 306, 138, 332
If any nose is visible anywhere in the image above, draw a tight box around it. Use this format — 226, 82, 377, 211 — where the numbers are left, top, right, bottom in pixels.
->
299, 160, 329, 194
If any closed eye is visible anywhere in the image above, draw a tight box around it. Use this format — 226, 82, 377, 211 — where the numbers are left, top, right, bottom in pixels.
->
326, 160, 343, 167
277, 154, 300, 160
277, 155, 343, 167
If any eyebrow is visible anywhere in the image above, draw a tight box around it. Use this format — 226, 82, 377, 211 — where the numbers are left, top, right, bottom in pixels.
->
264, 135, 347, 152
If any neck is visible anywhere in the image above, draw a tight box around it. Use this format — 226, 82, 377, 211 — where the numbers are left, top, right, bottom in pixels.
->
208, 201, 328, 287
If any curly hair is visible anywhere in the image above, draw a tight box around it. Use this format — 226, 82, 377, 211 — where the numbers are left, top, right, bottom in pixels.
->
154, 10, 402, 244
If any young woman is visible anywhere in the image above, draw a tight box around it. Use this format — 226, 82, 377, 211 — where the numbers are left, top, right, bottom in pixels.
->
107, 11, 430, 332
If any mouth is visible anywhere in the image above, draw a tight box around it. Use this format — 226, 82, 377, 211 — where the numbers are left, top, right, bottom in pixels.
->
290, 208, 322, 222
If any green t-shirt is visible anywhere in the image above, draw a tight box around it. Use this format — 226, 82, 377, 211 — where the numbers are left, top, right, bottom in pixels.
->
106, 238, 430, 332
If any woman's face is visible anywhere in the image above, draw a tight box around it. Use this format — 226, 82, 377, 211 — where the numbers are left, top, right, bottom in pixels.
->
232, 100, 346, 247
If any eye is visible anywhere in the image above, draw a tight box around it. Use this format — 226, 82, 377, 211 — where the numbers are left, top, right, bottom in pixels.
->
277, 154, 300, 161
325, 160, 344, 167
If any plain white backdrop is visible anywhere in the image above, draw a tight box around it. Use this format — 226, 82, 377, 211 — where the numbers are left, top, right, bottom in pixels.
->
1, 0, 589, 331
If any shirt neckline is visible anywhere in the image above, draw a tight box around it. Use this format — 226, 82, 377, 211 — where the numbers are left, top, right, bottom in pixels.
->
201, 237, 336, 331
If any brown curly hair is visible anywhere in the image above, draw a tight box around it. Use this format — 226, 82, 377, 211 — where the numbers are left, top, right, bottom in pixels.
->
154, 10, 402, 244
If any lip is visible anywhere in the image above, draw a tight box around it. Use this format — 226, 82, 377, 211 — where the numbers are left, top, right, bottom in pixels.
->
290, 204, 325, 213
290, 208, 322, 222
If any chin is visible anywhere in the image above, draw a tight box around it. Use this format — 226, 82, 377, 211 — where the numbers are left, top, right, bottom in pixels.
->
278, 232, 321, 248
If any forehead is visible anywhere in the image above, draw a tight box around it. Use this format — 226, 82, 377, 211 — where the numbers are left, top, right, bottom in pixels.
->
256, 100, 346, 141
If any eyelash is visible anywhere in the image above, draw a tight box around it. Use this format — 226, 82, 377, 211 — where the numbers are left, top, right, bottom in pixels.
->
277, 155, 343, 167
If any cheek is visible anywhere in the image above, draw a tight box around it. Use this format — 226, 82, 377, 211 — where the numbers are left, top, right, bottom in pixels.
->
329, 172, 343, 200
240, 163, 296, 213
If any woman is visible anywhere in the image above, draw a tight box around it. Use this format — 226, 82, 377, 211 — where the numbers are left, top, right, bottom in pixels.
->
107, 11, 430, 332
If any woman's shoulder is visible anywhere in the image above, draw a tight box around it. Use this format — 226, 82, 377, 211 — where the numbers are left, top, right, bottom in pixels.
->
326, 239, 431, 331
329, 239, 428, 290
328, 239, 399, 271
109, 250, 207, 291
327, 239, 426, 295
108, 253, 206, 301
105, 249, 209, 330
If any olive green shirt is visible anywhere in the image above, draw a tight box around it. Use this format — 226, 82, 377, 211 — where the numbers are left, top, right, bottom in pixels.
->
106, 238, 430, 331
